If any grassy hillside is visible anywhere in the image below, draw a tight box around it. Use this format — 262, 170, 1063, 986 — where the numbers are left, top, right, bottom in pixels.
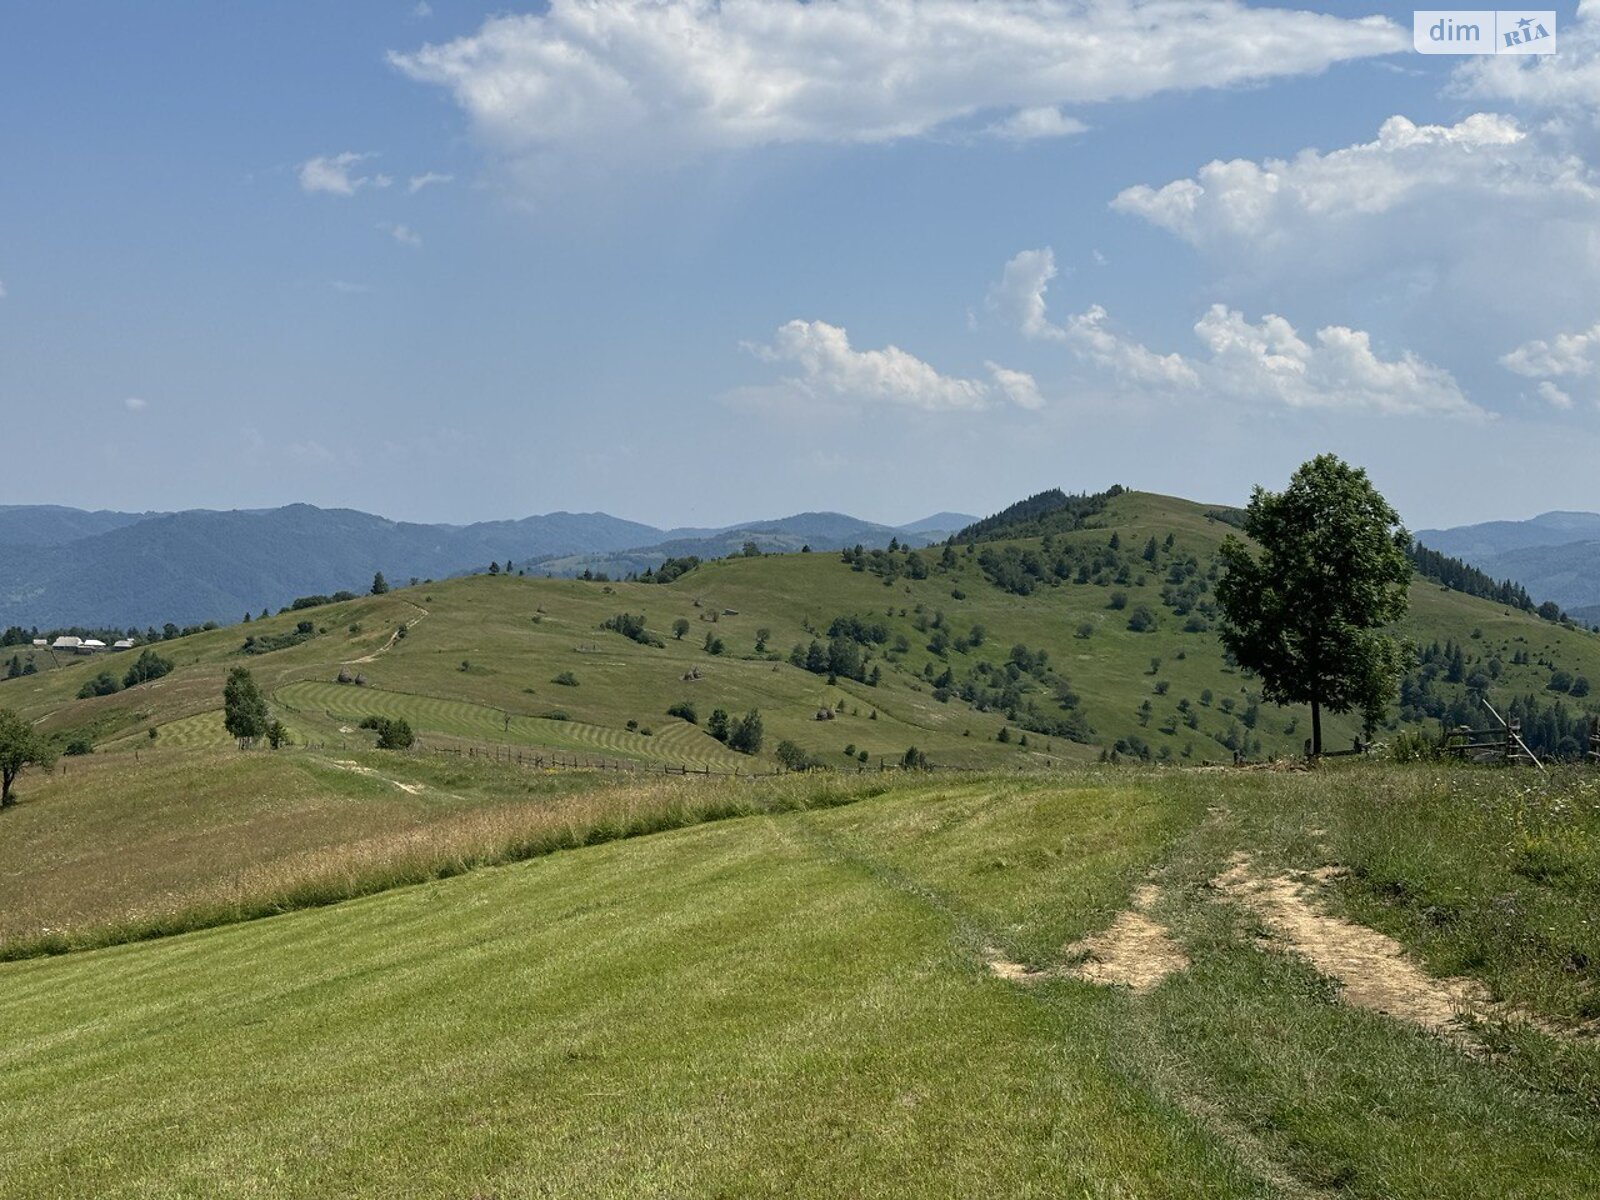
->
3, 762, 1597, 1198
4, 490, 1599, 774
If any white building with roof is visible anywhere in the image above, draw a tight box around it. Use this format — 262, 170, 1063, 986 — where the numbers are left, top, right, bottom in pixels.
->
52, 635, 82, 651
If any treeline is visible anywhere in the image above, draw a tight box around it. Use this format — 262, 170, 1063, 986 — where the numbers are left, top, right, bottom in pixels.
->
2, 620, 218, 647
1408, 543, 1572, 624
1397, 639, 1597, 758
955, 485, 1124, 542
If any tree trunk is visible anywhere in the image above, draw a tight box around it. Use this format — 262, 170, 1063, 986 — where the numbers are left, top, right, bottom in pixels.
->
1310, 698, 1323, 758
1, 768, 15, 807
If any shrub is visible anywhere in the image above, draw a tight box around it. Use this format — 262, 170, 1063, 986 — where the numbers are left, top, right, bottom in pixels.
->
64, 738, 94, 756
1108, 591, 1129, 611
1127, 605, 1158, 632
901, 746, 929, 770
122, 649, 173, 688
77, 671, 121, 699
359, 715, 415, 750
666, 701, 698, 724
552, 671, 579, 687
601, 613, 663, 647
775, 740, 812, 771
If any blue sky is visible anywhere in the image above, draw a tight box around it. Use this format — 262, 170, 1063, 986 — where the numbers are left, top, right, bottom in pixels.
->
2, 0, 1597, 530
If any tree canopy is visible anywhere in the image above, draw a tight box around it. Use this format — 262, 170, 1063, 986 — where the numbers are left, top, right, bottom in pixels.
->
223, 667, 270, 746
1216, 454, 1411, 755
0, 707, 55, 807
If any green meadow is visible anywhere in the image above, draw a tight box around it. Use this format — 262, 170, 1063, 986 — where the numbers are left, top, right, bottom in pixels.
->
3, 488, 1599, 1196
3, 762, 1598, 1198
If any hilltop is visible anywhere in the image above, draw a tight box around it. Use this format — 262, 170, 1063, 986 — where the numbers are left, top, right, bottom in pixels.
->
5, 489, 1598, 774
3, 491, 1600, 1198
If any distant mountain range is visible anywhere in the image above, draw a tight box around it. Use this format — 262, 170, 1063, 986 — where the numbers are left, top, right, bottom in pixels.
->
1417, 512, 1600, 624
0, 504, 976, 629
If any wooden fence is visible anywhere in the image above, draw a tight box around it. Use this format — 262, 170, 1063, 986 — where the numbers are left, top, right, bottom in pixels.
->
1590, 716, 1600, 765
1444, 719, 1539, 766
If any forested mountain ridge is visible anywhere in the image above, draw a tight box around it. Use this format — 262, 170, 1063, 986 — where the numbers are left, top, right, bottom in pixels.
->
0, 503, 971, 628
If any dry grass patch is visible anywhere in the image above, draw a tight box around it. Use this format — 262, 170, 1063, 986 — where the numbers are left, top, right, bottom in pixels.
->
1214, 851, 1501, 1040
987, 883, 1189, 994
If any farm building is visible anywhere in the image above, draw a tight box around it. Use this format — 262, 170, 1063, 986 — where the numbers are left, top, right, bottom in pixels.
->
51, 636, 82, 651
31, 638, 47, 648
112, 638, 136, 650
79, 639, 107, 653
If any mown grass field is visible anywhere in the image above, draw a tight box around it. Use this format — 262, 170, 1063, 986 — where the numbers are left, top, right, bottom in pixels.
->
2, 760, 1598, 1197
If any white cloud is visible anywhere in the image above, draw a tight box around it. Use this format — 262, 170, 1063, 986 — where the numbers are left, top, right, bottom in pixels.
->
1113, 114, 1537, 251
985, 107, 1088, 143
0, 279, 6, 299
985, 362, 1045, 410
330, 279, 374, 294
1501, 320, 1600, 378
298, 152, 394, 197
1451, 1, 1600, 114
123, 396, 148, 413
390, 0, 1403, 181
380, 222, 423, 247
413, 1, 432, 16
408, 171, 453, 193
990, 248, 1197, 386
1193, 305, 1479, 416
744, 319, 1038, 413
1110, 112, 1600, 332
990, 248, 1480, 417
1538, 381, 1576, 409
1501, 320, 1600, 409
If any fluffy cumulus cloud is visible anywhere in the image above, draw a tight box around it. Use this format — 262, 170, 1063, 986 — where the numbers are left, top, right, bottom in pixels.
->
1501, 320, 1600, 408
1501, 321, 1600, 379
1110, 112, 1600, 333
985, 362, 1045, 410
1193, 306, 1478, 416
1451, 0, 1600, 114
744, 319, 1040, 413
298, 152, 393, 197
1113, 113, 1540, 251
991, 248, 1481, 417
390, 0, 1403, 179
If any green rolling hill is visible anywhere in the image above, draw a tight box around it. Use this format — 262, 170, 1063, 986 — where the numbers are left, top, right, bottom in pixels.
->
4, 488, 1598, 771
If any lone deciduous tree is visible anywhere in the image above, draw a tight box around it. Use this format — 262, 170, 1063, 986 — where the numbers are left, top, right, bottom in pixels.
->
223, 666, 270, 747
1216, 454, 1411, 756
0, 707, 55, 808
